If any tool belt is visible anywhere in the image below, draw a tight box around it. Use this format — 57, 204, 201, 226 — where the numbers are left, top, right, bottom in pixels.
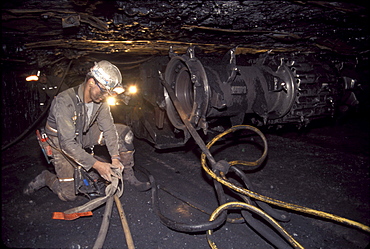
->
36, 128, 105, 197
74, 166, 105, 197
53, 168, 123, 220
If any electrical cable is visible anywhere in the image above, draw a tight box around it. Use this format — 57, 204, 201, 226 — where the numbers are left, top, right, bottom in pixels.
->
144, 137, 295, 247
149, 174, 228, 233
134, 163, 230, 233
159, 73, 370, 248
230, 166, 290, 222
206, 202, 304, 249
219, 168, 293, 248
50, 141, 132, 248
159, 185, 244, 224
201, 125, 370, 234
241, 202, 292, 249
1, 59, 73, 151
227, 167, 294, 248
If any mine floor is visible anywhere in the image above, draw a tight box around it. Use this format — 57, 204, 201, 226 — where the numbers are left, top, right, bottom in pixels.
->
2, 113, 369, 248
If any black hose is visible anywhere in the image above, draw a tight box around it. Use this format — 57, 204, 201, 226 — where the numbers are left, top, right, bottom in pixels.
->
136, 164, 230, 232
241, 210, 293, 249
1, 59, 73, 151
92, 196, 114, 249
206, 202, 303, 249
231, 166, 290, 222
149, 175, 229, 233
1, 100, 50, 151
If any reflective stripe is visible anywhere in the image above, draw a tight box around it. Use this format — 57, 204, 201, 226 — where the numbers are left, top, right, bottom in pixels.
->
98, 132, 104, 145
59, 178, 74, 182
46, 121, 58, 133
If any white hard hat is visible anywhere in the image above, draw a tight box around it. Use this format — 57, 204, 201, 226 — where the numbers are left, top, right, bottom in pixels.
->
90, 60, 122, 91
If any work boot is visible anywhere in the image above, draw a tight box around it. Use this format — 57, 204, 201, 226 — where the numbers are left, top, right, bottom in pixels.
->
23, 170, 48, 195
123, 167, 151, 191
120, 151, 151, 192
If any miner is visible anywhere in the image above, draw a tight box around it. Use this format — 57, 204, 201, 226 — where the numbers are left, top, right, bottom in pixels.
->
24, 60, 151, 201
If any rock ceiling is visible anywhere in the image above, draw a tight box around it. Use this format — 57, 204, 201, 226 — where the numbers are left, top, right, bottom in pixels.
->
1, 0, 369, 68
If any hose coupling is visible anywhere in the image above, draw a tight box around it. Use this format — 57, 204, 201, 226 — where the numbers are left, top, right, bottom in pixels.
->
214, 160, 230, 174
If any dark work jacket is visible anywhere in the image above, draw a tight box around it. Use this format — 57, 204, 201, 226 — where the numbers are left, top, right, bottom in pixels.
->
46, 83, 120, 170
37, 76, 69, 103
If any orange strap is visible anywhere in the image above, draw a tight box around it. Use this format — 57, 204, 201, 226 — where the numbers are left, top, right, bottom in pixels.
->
52, 211, 93, 220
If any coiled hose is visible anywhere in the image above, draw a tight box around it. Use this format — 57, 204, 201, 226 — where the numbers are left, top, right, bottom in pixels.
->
207, 202, 303, 249
150, 174, 228, 233
201, 125, 370, 234
201, 125, 370, 249
158, 71, 370, 248
146, 124, 302, 248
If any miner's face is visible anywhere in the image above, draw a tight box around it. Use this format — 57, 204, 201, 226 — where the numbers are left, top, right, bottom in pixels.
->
89, 78, 109, 103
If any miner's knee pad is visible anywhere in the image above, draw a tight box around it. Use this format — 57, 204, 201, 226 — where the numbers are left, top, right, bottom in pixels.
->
116, 124, 134, 151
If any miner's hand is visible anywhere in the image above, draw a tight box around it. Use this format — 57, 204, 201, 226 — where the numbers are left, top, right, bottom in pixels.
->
111, 158, 124, 172
92, 160, 114, 182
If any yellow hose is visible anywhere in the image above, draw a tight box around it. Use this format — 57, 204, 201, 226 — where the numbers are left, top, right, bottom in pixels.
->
114, 195, 135, 249
201, 125, 370, 233
207, 202, 304, 249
